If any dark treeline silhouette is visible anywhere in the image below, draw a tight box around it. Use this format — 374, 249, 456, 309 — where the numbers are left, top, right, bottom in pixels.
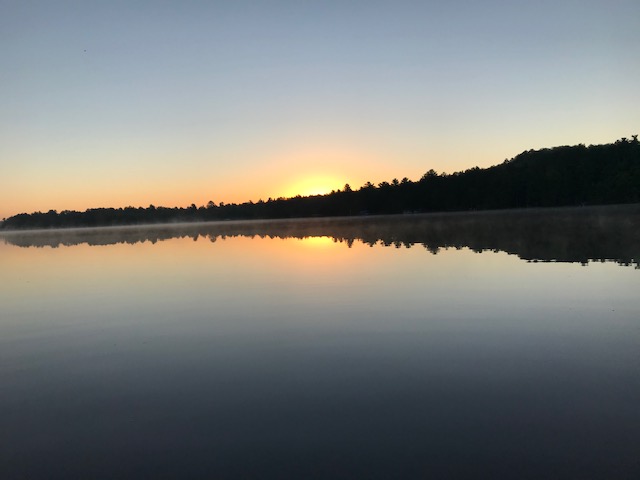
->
3, 205, 639, 268
2, 137, 639, 230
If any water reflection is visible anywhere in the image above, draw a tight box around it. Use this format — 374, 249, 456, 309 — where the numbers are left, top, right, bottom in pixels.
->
2, 205, 639, 267
1, 207, 639, 479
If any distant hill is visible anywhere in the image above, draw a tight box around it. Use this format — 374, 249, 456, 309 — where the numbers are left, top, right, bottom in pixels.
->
2, 137, 639, 230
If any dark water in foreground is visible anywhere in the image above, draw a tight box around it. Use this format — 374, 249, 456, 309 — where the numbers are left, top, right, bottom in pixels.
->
1, 207, 639, 479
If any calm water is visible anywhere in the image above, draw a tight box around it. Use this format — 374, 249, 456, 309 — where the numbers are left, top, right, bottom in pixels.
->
1, 208, 639, 479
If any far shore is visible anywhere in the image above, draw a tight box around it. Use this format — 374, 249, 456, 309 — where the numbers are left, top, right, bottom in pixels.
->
1, 203, 639, 235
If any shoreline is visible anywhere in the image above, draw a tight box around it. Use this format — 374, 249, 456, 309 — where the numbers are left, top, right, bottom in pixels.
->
1, 202, 639, 236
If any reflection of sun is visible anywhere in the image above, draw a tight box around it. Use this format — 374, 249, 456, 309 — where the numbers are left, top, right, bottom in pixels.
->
299, 236, 336, 248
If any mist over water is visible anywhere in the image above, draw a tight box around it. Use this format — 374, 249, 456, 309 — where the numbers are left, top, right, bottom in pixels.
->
3, 205, 640, 266
1, 209, 639, 479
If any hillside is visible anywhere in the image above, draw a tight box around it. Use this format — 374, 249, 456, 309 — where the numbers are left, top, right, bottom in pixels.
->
2, 137, 639, 230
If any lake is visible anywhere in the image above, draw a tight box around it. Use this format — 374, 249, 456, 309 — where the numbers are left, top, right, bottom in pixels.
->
1, 206, 639, 479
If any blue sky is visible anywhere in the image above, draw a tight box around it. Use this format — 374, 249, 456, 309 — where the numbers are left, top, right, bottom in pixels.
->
1, 0, 638, 218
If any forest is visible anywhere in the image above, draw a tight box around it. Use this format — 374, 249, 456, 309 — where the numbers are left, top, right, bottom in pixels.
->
2, 137, 639, 230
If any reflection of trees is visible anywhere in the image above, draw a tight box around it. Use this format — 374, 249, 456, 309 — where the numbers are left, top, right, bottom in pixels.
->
2, 205, 639, 267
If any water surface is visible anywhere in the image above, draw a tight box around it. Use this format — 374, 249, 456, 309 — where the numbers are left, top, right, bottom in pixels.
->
1, 208, 639, 479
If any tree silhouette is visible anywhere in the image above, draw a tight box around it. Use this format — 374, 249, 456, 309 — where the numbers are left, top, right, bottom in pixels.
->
1, 137, 638, 230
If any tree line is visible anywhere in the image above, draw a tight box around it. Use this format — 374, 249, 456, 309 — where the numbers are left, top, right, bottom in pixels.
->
2, 136, 639, 230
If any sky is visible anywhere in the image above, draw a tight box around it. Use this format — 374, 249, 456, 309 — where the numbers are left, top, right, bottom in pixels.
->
1, 0, 639, 219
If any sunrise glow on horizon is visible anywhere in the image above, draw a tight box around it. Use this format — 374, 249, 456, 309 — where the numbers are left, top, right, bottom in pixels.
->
282, 175, 343, 198
1, 1, 638, 220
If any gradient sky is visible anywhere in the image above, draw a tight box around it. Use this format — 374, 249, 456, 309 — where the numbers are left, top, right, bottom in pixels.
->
1, 0, 639, 219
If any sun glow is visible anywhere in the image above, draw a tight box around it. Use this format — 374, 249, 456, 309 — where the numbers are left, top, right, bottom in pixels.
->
298, 236, 337, 248
283, 175, 343, 198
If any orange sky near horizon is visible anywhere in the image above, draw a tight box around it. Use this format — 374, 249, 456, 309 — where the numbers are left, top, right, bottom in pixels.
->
1, 129, 632, 219
2, 142, 419, 217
